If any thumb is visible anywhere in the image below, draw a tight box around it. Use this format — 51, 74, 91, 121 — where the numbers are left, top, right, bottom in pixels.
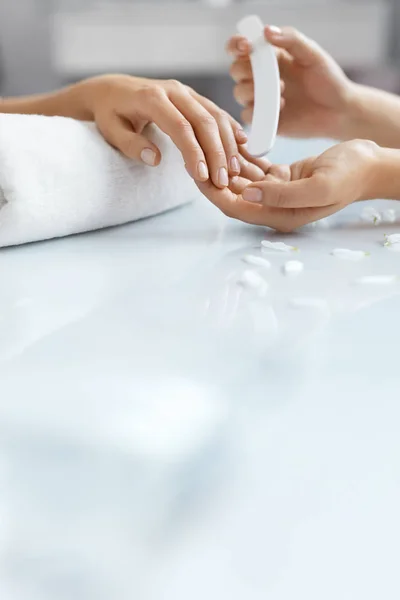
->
97, 115, 162, 165
242, 174, 329, 209
264, 25, 325, 68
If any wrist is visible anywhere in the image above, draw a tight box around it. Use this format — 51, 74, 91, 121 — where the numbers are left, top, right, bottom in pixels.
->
367, 146, 400, 200
336, 82, 367, 141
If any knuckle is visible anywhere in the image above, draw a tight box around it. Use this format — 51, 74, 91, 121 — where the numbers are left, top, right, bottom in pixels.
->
198, 114, 218, 129
167, 78, 185, 92
141, 85, 164, 103
176, 118, 194, 134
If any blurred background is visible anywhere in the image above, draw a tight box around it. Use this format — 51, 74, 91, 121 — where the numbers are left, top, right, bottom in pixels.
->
0, 0, 399, 121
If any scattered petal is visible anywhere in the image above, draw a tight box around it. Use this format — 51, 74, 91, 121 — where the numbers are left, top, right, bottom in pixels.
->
355, 275, 399, 285
238, 270, 269, 297
388, 243, 400, 252
361, 206, 382, 226
242, 255, 271, 269
331, 248, 369, 261
283, 260, 304, 276
261, 240, 298, 252
382, 208, 396, 223
383, 233, 400, 246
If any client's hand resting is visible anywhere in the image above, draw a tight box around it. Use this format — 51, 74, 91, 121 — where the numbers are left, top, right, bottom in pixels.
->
80, 75, 250, 189
198, 140, 380, 232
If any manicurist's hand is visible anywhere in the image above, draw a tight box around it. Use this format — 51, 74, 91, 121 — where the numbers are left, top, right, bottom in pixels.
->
197, 140, 385, 232
227, 25, 355, 140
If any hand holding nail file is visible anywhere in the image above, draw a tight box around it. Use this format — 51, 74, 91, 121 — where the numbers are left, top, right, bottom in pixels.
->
237, 15, 281, 157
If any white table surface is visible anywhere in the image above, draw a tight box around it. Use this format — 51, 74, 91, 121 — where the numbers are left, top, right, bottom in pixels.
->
1, 138, 400, 599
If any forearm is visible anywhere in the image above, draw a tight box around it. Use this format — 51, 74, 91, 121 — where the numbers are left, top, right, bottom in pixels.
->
0, 81, 93, 120
341, 83, 400, 149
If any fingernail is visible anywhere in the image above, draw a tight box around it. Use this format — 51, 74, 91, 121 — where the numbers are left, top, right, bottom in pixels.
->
236, 128, 247, 143
197, 160, 209, 181
243, 188, 263, 203
237, 39, 249, 53
230, 156, 240, 174
218, 167, 229, 187
141, 148, 157, 166
268, 25, 283, 37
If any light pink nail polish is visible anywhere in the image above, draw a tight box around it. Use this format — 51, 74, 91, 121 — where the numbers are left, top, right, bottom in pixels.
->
218, 167, 229, 187
230, 156, 240, 174
243, 188, 263, 203
198, 161, 209, 180
141, 148, 157, 166
268, 25, 283, 36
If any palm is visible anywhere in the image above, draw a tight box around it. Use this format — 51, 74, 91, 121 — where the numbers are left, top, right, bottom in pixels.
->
279, 56, 349, 139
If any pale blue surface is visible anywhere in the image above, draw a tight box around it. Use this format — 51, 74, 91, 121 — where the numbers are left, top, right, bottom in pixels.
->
1, 138, 400, 600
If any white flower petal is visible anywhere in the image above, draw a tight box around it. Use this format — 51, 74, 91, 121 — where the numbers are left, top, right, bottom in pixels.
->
283, 260, 304, 275
238, 270, 269, 296
388, 242, 400, 252
242, 255, 272, 269
355, 275, 399, 285
331, 248, 369, 261
384, 233, 400, 246
261, 240, 298, 252
361, 206, 382, 225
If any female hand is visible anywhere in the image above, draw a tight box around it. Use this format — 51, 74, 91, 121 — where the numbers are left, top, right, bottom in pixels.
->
80, 75, 248, 188
227, 25, 355, 140
197, 140, 381, 232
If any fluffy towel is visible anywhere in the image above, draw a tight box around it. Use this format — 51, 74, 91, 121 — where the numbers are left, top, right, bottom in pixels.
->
0, 114, 200, 247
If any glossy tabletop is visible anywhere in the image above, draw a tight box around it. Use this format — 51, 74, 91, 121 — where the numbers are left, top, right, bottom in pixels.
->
1, 138, 400, 600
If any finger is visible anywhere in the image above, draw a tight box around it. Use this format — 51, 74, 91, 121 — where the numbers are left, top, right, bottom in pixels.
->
230, 58, 252, 83
242, 174, 333, 209
266, 164, 291, 182
197, 178, 337, 231
229, 175, 251, 195
238, 154, 267, 182
233, 81, 254, 107
226, 35, 252, 57
138, 85, 210, 182
191, 90, 243, 177
239, 145, 271, 173
97, 114, 161, 165
264, 25, 326, 68
241, 107, 253, 125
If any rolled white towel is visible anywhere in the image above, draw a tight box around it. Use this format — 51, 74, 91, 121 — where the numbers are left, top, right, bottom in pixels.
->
0, 114, 199, 247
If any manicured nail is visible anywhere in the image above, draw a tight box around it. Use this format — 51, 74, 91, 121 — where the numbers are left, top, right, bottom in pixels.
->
243, 187, 263, 203
268, 25, 283, 37
197, 160, 209, 181
230, 156, 240, 174
237, 39, 249, 53
141, 148, 157, 166
218, 167, 229, 187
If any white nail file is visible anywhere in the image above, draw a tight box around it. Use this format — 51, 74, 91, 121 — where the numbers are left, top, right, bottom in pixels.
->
237, 15, 281, 157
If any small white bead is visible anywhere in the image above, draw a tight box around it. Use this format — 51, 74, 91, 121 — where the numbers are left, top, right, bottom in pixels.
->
283, 260, 304, 276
